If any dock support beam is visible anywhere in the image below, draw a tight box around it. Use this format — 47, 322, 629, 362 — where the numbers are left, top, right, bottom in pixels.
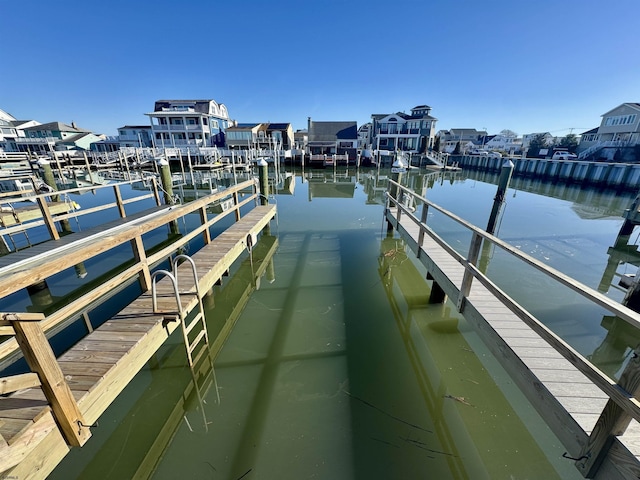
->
575, 346, 640, 477
428, 279, 447, 304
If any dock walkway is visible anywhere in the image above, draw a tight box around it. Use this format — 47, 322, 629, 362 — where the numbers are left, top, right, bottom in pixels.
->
385, 179, 640, 479
0, 180, 276, 479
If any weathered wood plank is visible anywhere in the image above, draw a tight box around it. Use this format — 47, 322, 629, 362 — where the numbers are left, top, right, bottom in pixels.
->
11, 321, 90, 446
1, 413, 69, 479
0, 372, 40, 395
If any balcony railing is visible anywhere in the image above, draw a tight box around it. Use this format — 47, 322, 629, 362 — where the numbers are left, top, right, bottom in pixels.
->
15, 137, 56, 144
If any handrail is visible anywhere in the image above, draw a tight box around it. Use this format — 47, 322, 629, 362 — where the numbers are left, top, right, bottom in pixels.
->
0, 179, 259, 363
387, 178, 640, 329
385, 178, 640, 438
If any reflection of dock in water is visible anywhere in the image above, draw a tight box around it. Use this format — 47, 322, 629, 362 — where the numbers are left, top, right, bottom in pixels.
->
377, 236, 571, 478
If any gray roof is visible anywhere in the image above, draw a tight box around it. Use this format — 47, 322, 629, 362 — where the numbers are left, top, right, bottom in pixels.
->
153, 99, 224, 115
58, 132, 96, 143
23, 121, 90, 133
120, 125, 151, 130
308, 121, 357, 141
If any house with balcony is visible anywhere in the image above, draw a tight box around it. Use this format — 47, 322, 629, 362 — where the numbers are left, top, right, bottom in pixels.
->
145, 99, 231, 149
578, 103, 640, 160
437, 128, 487, 153
358, 123, 372, 150
15, 122, 102, 153
118, 125, 153, 148
225, 123, 268, 150
483, 131, 522, 154
265, 123, 294, 150
371, 105, 437, 154
307, 118, 358, 162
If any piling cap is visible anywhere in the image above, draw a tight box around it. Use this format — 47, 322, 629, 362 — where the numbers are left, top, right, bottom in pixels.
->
392, 157, 407, 168
257, 158, 268, 167
156, 158, 169, 166
502, 159, 514, 168
37, 158, 50, 166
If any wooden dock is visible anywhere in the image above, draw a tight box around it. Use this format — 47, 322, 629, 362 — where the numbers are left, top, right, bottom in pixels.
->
0, 179, 276, 479
384, 179, 640, 479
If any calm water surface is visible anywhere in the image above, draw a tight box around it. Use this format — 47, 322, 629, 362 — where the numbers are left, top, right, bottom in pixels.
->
47, 166, 640, 479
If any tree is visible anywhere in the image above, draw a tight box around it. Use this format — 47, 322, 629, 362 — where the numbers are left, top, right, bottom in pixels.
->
433, 136, 441, 153
453, 141, 461, 155
527, 133, 547, 158
500, 129, 518, 138
557, 133, 579, 153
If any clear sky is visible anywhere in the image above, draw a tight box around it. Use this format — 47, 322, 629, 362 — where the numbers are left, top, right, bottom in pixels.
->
1, 0, 638, 138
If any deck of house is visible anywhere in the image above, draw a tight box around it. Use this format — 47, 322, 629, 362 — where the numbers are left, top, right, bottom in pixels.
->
384, 179, 640, 479
0, 179, 276, 479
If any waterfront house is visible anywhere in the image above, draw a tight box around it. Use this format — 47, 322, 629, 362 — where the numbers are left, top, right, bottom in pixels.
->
118, 125, 153, 148
307, 118, 358, 161
16, 122, 102, 153
371, 105, 437, 154
145, 99, 231, 149
578, 103, 640, 160
438, 128, 486, 153
357, 123, 373, 150
265, 123, 294, 151
0, 109, 40, 152
483, 131, 522, 155
225, 123, 268, 150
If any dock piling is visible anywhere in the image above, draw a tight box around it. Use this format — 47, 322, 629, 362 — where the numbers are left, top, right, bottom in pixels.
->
486, 159, 514, 235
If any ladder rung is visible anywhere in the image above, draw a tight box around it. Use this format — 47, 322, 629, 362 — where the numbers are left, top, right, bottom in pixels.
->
184, 313, 203, 335
188, 330, 207, 353
190, 344, 209, 367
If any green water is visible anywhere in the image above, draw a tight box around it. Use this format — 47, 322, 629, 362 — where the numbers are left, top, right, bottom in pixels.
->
46, 166, 639, 479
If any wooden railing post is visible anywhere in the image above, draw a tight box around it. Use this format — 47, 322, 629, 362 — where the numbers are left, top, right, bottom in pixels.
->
151, 177, 161, 206
417, 202, 429, 256
576, 347, 640, 477
36, 195, 60, 240
200, 206, 211, 245
456, 232, 483, 312
5, 313, 91, 447
131, 235, 151, 291
113, 184, 126, 218
233, 191, 241, 222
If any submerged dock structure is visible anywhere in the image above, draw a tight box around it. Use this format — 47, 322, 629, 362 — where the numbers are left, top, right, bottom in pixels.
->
384, 178, 640, 479
0, 178, 276, 478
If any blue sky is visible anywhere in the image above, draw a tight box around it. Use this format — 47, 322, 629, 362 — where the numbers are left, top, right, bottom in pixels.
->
1, 0, 638, 138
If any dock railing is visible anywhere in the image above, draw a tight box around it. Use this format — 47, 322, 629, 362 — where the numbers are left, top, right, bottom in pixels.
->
0, 178, 265, 473
0, 177, 162, 245
386, 178, 640, 477
0, 178, 260, 363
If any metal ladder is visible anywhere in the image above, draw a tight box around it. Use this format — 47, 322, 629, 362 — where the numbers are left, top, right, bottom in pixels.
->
151, 254, 210, 367
0, 202, 32, 252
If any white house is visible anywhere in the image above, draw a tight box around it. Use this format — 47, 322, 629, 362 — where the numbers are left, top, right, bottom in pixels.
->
145, 99, 231, 148
578, 103, 640, 159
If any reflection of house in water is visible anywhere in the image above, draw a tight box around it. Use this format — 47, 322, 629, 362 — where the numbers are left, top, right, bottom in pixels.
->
359, 169, 463, 206
305, 170, 356, 201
